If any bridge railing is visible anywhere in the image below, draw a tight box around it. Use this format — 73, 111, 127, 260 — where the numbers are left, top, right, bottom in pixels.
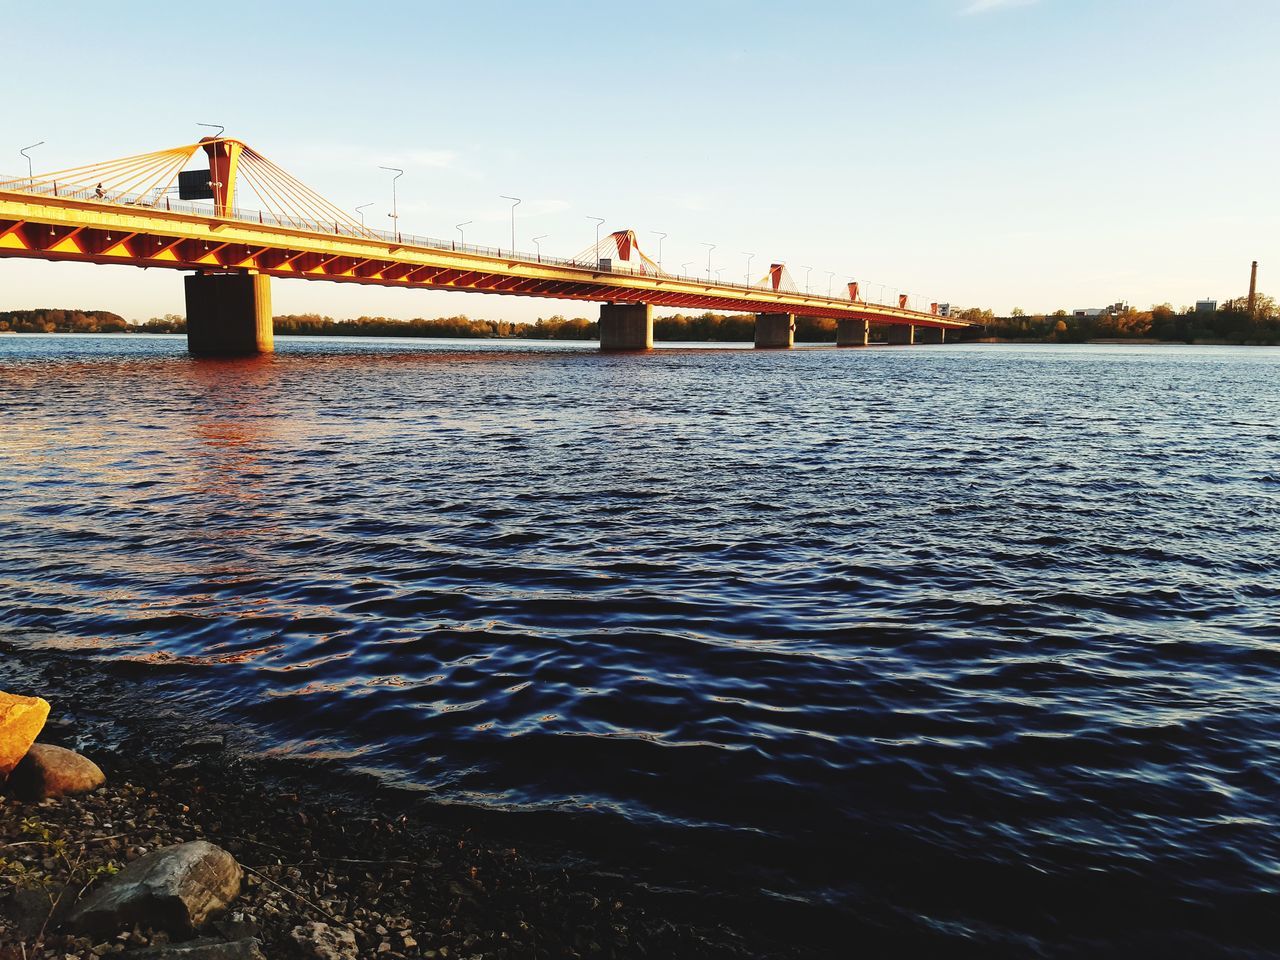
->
0, 173, 943, 315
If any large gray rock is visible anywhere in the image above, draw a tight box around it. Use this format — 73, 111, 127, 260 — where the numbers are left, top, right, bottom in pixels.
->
134, 939, 266, 959
9, 743, 105, 800
290, 921, 358, 959
70, 841, 243, 938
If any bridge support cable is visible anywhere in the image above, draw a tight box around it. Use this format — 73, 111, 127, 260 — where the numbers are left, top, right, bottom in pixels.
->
1, 138, 372, 239
761, 263, 798, 293
571, 231, 660, 274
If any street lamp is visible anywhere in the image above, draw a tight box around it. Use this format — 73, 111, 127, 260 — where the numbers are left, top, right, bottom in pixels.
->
826, 271, 836, 297
714, 268, 724, 283
651, 231, 668, 272
681, 261, 694, 276
743, 252, 755, 286
500, 196, 521, 253
355, 202, 372, 229
19, 141, 44, 185
587, 216, 605, 266
379, 166, 403, 240
532, 234, 547, 261
701, 242, 716, 281
802, 265, 813, 294
455, 220, 472, 247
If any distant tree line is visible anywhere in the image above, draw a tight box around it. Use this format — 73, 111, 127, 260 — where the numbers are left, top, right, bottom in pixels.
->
0, 308, 820, 342
653, 312, 838, 342
271, 314, 597, 340
0, 309, 131, 333
949, 295, 1279, 345
271, 311, 842, 342
6, 298, 1277, 344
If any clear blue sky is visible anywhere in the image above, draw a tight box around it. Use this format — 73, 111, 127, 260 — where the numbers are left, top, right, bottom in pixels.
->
4, 0, 1277, 321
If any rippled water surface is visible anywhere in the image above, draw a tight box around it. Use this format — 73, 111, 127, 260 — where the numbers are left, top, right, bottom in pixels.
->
3, 334, 1279, 956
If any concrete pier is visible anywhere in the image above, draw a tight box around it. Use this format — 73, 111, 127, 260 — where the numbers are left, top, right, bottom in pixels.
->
883, 323, 915, 346
915, 326, 947, 344
599, 302, 653, 350
185, 272, 273, 356
754, 313, 795, 349
836, 318, 870, 347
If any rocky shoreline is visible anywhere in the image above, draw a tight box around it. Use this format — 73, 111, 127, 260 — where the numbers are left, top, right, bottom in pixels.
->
0, 641, 821, 960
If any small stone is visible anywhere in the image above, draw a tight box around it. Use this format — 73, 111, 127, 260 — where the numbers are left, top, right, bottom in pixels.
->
289, 921, 358, 960
9, 743, 106, 800
180, 735, 225, 755
70, 841, 243, 938
132, 939, 266, 959
0, 690, 50, 779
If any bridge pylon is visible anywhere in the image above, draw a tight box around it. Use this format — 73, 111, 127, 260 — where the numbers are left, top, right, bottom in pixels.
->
837, 318, 869, 347
199, 137, 244, 218
754, 313, 795, 349
599, 302, 653, 350
185, 270, 273, 356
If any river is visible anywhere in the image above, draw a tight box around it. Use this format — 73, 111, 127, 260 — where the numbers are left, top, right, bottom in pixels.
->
2, 334, 1278, 956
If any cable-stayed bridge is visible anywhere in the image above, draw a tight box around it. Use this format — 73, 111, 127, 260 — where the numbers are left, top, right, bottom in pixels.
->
0, 138, 966, 354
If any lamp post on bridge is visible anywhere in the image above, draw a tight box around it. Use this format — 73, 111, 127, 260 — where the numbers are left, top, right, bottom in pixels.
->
826, 271, 836, 297
587, 216, 605, 267
455, 220, 471, 248
19, 141, 44, 186
802, 265, 813, 294
681, 261, 694, 277
500, 196, 521, 254
651, 231, 668, 273
743, 252, 755, 286
532, 234, 547, 261
379, 166, 403, 241
355, 203, 372, 230
701, 242, 716, 282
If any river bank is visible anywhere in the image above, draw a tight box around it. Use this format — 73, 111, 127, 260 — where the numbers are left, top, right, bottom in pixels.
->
0, 640, 821, 960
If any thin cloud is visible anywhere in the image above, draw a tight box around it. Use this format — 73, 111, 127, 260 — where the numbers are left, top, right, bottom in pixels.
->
961, 0, 1038, 14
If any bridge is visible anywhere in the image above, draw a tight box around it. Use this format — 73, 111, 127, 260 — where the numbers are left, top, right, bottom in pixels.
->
0, 137, 966, 355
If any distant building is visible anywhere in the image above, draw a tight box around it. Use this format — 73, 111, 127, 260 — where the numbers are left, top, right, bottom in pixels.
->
1195, 300, 1218, 313
1072, 303, 1127, 318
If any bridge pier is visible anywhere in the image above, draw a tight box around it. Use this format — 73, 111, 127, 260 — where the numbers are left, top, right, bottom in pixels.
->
599, 302, 653, 350
836, 318, 869, 347
915, 326, 946, 344
754, 313, 795, 349
185, 271, 274, 356
883, 323, 915, 346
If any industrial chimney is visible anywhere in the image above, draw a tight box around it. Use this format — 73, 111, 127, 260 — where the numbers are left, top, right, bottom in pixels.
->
1248, 260, 1258, 316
